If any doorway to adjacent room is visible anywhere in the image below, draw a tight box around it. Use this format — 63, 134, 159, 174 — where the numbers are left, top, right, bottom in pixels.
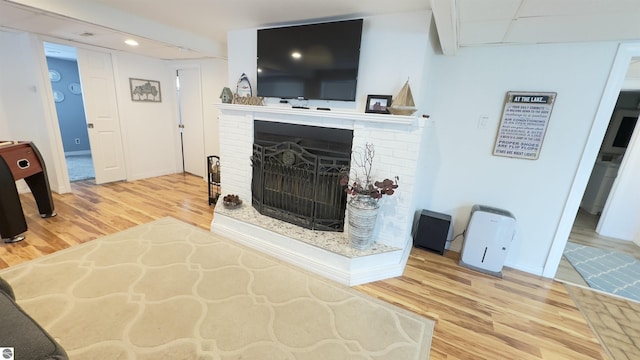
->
44, 42, 95, 182
555, 64, 640, 303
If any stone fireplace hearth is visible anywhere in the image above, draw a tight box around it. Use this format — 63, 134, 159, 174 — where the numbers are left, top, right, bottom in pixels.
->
211, 104, 427, 286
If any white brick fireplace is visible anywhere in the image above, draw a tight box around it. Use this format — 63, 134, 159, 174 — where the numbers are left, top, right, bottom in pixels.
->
211, 104, 427, 285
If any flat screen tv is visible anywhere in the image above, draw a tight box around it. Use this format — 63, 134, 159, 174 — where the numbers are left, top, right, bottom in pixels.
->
256, 19, 363, 102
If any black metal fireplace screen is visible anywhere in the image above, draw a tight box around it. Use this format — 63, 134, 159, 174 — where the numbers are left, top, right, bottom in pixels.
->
251, 141, 350, 231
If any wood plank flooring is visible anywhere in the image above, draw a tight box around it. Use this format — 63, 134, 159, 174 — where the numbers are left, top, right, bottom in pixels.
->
1, 174, 608, 359
0, 174, 212, 268
567, 209, 640, 258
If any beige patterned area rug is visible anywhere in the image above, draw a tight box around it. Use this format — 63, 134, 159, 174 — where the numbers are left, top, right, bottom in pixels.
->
0, 217, 434, 359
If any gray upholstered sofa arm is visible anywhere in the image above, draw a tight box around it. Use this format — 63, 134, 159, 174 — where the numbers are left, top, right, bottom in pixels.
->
0, 276, 68, 360
0, 276, 15, 299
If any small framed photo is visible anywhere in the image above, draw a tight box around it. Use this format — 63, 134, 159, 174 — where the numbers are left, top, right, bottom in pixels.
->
130, 78, 162, 102
365, 95, 392, 114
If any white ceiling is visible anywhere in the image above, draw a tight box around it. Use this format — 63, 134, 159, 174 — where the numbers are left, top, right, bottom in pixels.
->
87, 0, 431, 46
0, 0, 212, 60
1, 0, 640, 60
458, 0, 640, 46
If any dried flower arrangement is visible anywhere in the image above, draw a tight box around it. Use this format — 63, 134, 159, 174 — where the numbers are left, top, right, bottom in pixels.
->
339, 143, 399, 199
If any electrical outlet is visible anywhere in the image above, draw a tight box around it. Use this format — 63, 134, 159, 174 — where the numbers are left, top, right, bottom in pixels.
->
477, 115, 489, 129
74, 138, 80, 144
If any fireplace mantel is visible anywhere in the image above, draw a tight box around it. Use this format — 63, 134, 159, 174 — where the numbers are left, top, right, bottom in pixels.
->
216, 103, 419, 127
211, 103, 427, 286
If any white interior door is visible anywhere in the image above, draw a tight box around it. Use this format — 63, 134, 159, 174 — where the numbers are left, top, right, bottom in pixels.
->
178, 68, 205, 178
77, 49, 126, 184
596, 111, 640, 240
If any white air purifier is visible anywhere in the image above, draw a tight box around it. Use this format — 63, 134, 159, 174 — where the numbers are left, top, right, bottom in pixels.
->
459, 205, 516, 277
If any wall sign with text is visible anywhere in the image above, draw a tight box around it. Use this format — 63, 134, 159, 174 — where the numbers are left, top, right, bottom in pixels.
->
493, 91, 557, 160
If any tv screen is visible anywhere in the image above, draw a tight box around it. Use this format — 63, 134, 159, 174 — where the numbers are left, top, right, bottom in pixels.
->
256, 19, 363, 102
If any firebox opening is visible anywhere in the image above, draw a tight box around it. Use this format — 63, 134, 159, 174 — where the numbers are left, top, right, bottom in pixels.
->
252, 121, 353, 231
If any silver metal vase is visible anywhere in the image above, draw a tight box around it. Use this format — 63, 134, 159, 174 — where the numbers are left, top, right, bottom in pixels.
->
347, 195, 380, 250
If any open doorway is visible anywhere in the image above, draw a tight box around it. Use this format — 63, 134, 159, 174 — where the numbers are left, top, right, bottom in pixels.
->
555, 79, 640, 300
44, 42, 95, 182
580, 92, 639, 230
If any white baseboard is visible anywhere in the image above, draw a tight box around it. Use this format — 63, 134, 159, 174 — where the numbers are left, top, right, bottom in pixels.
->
64, 150, 91, 156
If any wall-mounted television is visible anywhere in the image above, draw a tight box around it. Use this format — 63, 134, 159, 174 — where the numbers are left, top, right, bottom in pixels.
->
256, 19, 363, 102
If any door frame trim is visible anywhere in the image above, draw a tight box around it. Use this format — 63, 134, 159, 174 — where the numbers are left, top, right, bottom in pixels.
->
543, 42, 640, 277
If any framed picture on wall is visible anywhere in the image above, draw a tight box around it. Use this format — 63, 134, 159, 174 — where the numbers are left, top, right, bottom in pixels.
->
53, 90, 64, 103
129, 78, 162, 102
49, 69, 61, 82
68, 83, 82, 95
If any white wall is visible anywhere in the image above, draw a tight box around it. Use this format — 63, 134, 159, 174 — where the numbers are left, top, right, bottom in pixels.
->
420, 42, 619, 274
227, 28, 256, 103
223, 11, 624, 275
0, 96, 9, 136
198, 58, 228, 158
110, 54, 228, 181
226, 11, 432, 113
0, 31, 181, 188
412, 16, 442, 228
112, 52, 181, 180
0, 33, 46, 141
1, 30, 228, 191
0, 31, 66, 193
0, 31, 22, 137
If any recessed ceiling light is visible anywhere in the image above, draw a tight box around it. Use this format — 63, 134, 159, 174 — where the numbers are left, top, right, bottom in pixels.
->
125, 39, 139, 47
291, 51, 302, 59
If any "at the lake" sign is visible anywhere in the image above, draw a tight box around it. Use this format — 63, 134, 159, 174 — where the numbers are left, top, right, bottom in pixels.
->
493, 91, 557, 160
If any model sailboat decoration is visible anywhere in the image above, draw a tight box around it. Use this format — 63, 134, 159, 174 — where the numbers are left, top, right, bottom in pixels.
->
388, 79, 417, 116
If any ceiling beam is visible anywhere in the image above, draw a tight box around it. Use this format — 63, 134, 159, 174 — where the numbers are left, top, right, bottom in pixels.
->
430, 0, 458, 55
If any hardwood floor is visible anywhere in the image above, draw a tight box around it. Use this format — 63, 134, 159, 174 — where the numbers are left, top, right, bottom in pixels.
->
0, 174, 212, 268
567, 209, 640, 258
1, 174, 608, 359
